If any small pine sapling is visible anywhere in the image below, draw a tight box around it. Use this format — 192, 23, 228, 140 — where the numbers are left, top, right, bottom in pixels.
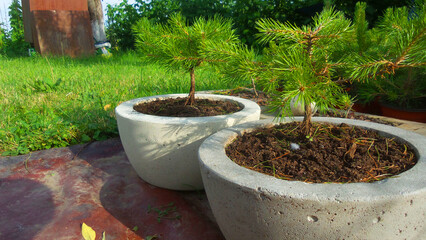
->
349, 1, 426, 109
224, 8, 353, 136
133, 13, 238, 105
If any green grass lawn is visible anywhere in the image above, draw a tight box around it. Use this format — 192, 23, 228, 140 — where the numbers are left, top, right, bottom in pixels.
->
0, 52, 248, 156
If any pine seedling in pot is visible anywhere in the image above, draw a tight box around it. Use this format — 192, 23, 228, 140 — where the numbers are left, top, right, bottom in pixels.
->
348, 1, 426, 109
133, 13, 239, 105
229, 7, 353, 136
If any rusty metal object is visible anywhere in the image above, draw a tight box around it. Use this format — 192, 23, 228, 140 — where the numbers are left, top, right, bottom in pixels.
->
31, 10, 94, 57
28, 0, 88, 11
22, 0, 94, 57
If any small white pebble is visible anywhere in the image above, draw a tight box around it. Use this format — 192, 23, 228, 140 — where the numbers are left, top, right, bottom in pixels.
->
307, 215, 318, 222
290, 143, 300, 150
372, 217, 381, 224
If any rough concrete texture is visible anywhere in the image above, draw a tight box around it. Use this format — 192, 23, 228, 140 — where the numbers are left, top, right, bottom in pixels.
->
198, 117, 426, 240
0, 138, 224, 240
115, 94, 260, 190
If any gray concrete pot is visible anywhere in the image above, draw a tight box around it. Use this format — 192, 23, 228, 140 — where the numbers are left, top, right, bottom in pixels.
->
115, 93, 260, 190
198, 117, 426, 240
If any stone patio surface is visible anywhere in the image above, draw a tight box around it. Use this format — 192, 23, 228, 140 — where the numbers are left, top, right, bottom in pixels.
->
0, 138, 223, 240
0, 114, 424, 240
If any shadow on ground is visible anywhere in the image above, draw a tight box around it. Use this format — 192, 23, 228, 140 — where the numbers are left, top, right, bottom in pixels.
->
0, 178, 55, 239
69, 138, 224, 239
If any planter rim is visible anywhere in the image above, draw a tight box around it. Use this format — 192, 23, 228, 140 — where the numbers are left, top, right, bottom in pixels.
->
380, 100, 426, 113
115, 93, 260, 124
199, 117, 426, 202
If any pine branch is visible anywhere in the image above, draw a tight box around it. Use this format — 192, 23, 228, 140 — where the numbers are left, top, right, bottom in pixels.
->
394, 27, 426, 66
255, 18, 304, 45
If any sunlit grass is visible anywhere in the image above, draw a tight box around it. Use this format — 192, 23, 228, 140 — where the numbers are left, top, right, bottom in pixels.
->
0, 52, 248, 156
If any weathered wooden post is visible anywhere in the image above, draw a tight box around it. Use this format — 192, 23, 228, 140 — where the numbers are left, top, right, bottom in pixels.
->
87, 0, 110, 55
87, 0, 106, 43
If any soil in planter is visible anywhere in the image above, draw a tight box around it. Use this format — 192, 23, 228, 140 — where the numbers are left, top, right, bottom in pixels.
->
133, 97, 243, 117
226, 122, 417, 183
214, 88, 271, 106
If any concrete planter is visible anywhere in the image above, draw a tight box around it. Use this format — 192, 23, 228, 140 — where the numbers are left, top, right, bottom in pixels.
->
198, 117, 426, 240
115, 93, 260, 190
379, 102, 426, 123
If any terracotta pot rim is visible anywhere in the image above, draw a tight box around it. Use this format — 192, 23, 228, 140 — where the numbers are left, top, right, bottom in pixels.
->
379, 100, 426, 113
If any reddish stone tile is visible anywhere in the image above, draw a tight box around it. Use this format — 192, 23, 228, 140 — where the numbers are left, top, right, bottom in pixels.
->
0, 138, 224, 240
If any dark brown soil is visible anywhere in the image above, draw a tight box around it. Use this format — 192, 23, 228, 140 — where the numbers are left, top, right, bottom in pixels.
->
133, 97, 243, 117
213, 88, 271, 106
226, 122, 417, 183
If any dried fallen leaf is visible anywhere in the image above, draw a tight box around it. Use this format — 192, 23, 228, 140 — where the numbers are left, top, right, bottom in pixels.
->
104, 104, 111, 111
81, 223, 96, 240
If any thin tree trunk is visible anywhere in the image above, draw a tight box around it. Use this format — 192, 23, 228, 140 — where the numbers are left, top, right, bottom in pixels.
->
302, 103, 312, 136
87, 0, 107, 43
185, 68, 196, 106
251, 77, 258, 97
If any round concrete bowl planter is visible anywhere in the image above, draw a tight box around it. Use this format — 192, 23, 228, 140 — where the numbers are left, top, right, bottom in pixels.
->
198, 117, 426, 240
115, 93, 260, 190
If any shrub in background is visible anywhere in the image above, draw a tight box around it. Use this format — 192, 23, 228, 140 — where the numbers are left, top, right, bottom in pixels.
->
106, 0, 327, 50
332, 0, 408, 27
106, 0, 146, 51
106, 0, 409, 51
106, 0, 232, 50
0, 25, 4, 54
1, 0, 30, 56
7, 0, 29, 56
